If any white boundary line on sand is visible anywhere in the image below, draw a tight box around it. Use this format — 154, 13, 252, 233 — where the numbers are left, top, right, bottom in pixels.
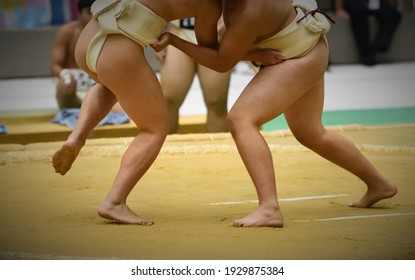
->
0, 251, 119, 260
294, 212, 415, 223
205, 194, 349, 206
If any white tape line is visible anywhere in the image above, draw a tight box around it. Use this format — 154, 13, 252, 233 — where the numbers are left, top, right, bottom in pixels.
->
317, 212, 415, 222
205, 194, 349, 206
0, 251, 119, 260
280, 194, 349, 202
207, 200, 258, 206
295, 212, 415, 223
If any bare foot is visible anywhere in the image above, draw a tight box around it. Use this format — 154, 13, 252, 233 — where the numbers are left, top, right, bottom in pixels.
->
232, 206, 284, 228
349, 180, 398, 208
98, 201, 154, 225
52, 143, 80, 175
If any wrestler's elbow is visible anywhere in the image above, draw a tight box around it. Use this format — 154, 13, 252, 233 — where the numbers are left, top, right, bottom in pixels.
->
215, 66, 232, 73
211, 61, 235, 73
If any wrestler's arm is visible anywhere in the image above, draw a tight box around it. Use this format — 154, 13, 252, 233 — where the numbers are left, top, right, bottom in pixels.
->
162, 17, 256, 73
152, 23, 179, 63
154, 13, 286, 72
193, 4, 222, 50
216, 16, 285, 66
245, 48, 285, 66
334, 0, 349, 19
50, 25, 71, 77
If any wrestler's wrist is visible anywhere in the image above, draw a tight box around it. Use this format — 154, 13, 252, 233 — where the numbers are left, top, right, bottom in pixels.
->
169, 33, 177, 47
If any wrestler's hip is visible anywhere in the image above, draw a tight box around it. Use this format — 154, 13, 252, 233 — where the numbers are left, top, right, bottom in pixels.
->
75, 20, 101, 79
76, 19, 147, 77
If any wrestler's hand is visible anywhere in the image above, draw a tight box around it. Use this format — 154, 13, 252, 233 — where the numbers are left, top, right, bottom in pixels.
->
153, 48, 167, 64
247, 49, 286, 67
335, 9, 349, 20
59, 69, 76, 87
151, 32, 173, 52
57, 74, 76, 94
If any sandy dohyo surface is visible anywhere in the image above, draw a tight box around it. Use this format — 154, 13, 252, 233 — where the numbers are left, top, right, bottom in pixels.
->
0, 125, 414, 260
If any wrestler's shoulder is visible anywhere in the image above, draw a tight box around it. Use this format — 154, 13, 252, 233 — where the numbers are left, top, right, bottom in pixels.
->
57, 21, 84, 39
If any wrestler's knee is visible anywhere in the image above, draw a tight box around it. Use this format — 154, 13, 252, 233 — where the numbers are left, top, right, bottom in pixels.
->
226, 111, 237, 135
56, 81, 76, 95
138, 112, 169, 139
140, 125, 168, 145
206, 98, 228, 116
227, 109, 253, 134
291, 124, 325, 149
164, 95, 182, 110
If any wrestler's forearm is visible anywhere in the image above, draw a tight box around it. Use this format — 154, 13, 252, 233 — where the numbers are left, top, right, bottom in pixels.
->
245, 49, 286, 66
51, 65, 64, 77
170, 35, 236, 73
334, 0, 344, 12
244, 50, 273, 63
50, 52, 64, 77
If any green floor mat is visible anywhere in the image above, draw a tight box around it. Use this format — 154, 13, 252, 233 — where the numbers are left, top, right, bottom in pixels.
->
262, 107, 415, 132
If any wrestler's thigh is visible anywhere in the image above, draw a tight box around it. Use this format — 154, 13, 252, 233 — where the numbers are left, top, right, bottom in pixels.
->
160, 45, 196, 100
230, 40, 328, 125
74, 19, 100, 81
283, 43, 329, 132
97, 35, 168, 130
283, 77, 325, 136
197, 65, 231, 103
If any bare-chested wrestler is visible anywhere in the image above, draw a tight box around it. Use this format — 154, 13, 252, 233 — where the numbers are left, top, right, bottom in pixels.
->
50, 0, 123, 112
50, 0, 95, 109
152, 0, 398, 227
52, 0, 283, 225
154, 17, 232, 134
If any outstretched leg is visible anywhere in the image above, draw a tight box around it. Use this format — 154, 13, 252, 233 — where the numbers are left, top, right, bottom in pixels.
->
227, 38, 396, 228
284, 77, 397, 209
53, 19, 118, 175
55, 19, 168, 225
52, 84, 117, 175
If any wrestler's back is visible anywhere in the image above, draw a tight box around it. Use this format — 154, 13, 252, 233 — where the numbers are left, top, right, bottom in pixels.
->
57, 21, 84, 68
222, 0, 296, 43
138, 0, 222, 21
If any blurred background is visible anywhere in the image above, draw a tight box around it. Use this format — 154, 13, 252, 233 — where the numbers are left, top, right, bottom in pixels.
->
0, 0, 414, 143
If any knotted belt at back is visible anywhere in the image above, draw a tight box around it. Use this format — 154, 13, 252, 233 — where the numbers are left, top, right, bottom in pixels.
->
292, 0, 334, 34
86, 0, 167, 73
91, 0, 134, 34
